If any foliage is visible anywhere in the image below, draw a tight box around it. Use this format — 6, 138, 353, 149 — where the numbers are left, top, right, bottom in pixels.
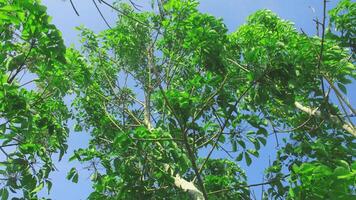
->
0, 0, 355, 200
289, 161, 356, 199
328, 0, 355, 54
0, 0, 71, 199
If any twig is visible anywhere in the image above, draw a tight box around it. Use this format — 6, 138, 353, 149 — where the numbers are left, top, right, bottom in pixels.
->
69, 0, 80, 16
102, 102, 124, 132
195, 80, 257, 182
324, 76, 356, 116
100, 0, 158, 31
99, 136, 183, 143
93, 0, 112, 29
0, 147, 9, 157
269, 119, 279, 147
193, 74, 229, 121
317, 0, 327, 97
128, 0, 142, 11
208, 174, 290, 195
0, 143, 19, 148
19, 78, 38, 88
334, 90, 355, 127
217, 143, 233, 159
226, 58, 250, 73
8, 41, 35, 84
272, 117, 312, 133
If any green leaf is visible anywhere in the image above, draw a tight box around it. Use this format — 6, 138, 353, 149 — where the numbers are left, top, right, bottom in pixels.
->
232, 141, 237, 152
337, 83, 347, 94
74, 124, 83, 132
299, 163, 314, 174
245, 152, 252, 166
352, 162, 356, 170
235, 153, 243, 161
72, 173, 79, 183
0, 188, 9, 200
334, 166, 349, 176
90, 172, 98, 181
257, 137, 266, 146
292, 164, 299, 173
46, 180, 52, 195
0, 123, 5, 134
218, 135, 226, 143
257, 128, 268, 136
247, 149, 259, 157
237, 140, 246, 149
66, 167, 76, 180
32, 182, 44, 193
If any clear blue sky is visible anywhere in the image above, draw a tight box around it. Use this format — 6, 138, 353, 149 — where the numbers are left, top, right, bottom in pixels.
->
38, 0, 354, 199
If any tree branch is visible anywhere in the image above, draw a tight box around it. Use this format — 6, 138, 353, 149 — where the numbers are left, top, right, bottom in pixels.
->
208, 174, 290, 195
294, 101, 356, 137
164, 164, 204, 200
324, 76, 356, 116
69, 0, 80, 16
195, 80, 257, 181
93, 0, 112, 29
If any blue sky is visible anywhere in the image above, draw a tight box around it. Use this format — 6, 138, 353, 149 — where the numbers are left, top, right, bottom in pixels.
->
38, 0, 354, 199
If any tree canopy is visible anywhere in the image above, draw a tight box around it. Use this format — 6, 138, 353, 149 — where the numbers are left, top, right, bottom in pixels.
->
0, 0, 355, 199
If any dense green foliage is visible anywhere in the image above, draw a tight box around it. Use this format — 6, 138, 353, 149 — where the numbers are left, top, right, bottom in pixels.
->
0, 0, 71, 199
0, 0, 355, 199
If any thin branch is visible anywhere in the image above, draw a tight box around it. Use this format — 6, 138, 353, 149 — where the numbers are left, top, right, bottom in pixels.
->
196, 132, 219, 149
0, 147, 9, 157
208, 174, 290, 195
19, 78, 39, 88
193, 74, 229, 121
157, 0, 165, 19
128, 94, 145, 106
157, 84, 182, 127
93, 0, 112, 29
99, 136, 183, 143
134, 137, 184, 142
334, 90, 355, 127
226, 58, 250, 73
102, 102, 124, 132
195, 80, 257, 182
8, 40, 35, 84
100, 0, 159, 31
128, 0, 142, 11
0, 119, 11, 128
69, 0, 80, 16
124, 107, 143, 125
217, 143, 233, 159
211, 107, 223, 129
324, 76, 356, 116
317, 0, 327, 97
0, 143, 19, 148
269, 119, 279, 147
273, 117, 312, 133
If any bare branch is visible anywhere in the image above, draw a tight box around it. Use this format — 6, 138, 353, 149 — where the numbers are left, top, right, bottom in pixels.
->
93, 0, 112, 29
208, 174, 290, 195
69, 0, 80, 16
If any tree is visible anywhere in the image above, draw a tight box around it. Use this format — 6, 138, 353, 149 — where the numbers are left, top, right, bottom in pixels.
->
0, 0, 355, 199
0, 0, 72, 199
